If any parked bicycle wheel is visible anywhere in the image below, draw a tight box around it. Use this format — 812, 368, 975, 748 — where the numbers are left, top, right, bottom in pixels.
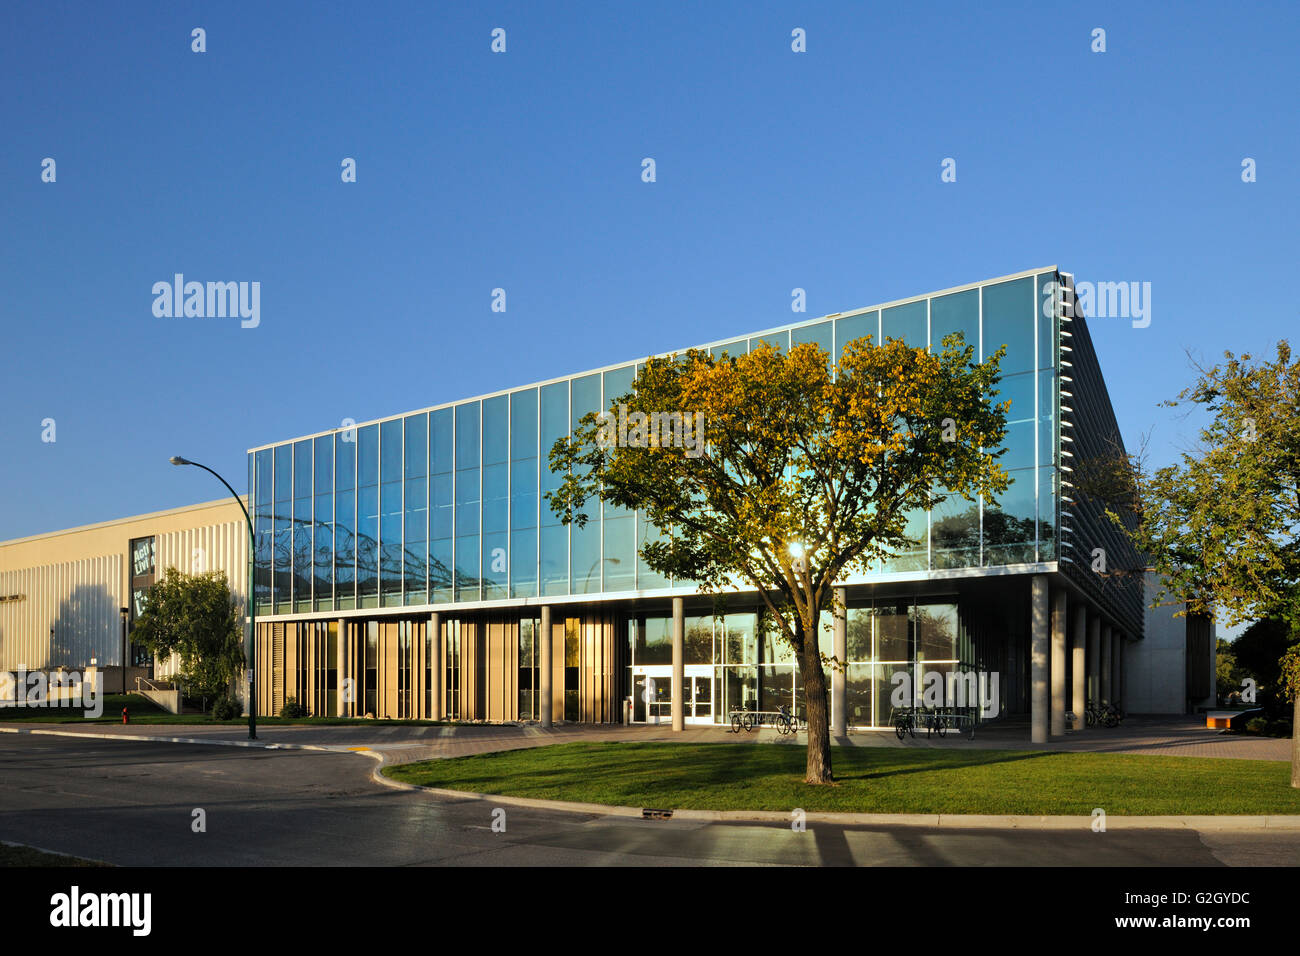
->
936, 717, 947, 738
730, 713, 742, 733
895, 717, 907, 740
742, 713, 754, 732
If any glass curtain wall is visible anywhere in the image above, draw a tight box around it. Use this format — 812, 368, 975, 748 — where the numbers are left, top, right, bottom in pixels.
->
249, 271, 1059, 610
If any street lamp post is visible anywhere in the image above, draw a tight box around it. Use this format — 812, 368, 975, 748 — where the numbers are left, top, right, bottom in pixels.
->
169, 456, 257, 740
119, 607, 129, 694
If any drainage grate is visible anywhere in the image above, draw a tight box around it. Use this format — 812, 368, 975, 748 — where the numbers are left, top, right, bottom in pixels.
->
642, 808, 673, 820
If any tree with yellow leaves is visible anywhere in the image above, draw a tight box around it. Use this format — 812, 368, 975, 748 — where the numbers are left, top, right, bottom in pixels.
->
547, 334, 1010, 784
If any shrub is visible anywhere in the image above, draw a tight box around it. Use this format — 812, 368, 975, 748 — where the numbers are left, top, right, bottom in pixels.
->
1244, 717, 1268, 734
211, 695, 243, 720
279, 696, 309, 719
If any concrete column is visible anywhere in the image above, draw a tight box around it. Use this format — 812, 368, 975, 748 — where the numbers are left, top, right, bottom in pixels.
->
1086, 614, 1100, 707
831, 587, 847, 737
428, 612, 442, 721
1112, 631, 1123, 711
1031, 575, 1050, 743
539, 605, 552, 728
1050, 587, 1067, 738
336, 618, 348, 718
671, 597, 685, 732
1100, 624, 1112, 705
1071, 604, 1087, 730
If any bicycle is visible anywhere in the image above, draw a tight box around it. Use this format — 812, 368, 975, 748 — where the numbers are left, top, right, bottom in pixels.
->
892, 706, 916, 740
923, 708, 948, 739
1099, 701, 1123, 728
775, 705, 799, 735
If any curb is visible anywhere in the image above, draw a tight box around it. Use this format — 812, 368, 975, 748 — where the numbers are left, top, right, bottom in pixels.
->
368, 756, 1300, 830
4, 725, 352, 753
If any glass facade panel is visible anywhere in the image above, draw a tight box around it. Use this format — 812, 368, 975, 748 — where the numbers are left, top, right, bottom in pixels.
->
482, 396, 509, 600
1038, 369, 1058, 467
749, 330, 788, 353
602, 365, 635, 409
356, 425, 378, 605
636, 616, 673, 665
930, 289, 978, 354
790, 320, 833, 355
723, 613, 758, 665
403, 414, 428, 604
293, 440, 312, 610
931, 481, 979, 569
915, 602, 958, 662
984, 467, 1036, 565
539, 382, 569, 595
273, 443, 291, 612
637, 514, 670, 590
846, 607, 871, 661
254, 448, 272, 614
1038, 466, 1057, 560
709, 339, 747, 361
601, 504, 635, 591
882, 507, 927, 572
334, 433, 356, 609
510, 389, 538, 598
569, 375, 601, 595
313, 435, 333, 609
882, 300, 927, 349
379, 419, 403, 605
835, 311, 877, 356
1037, 271, 1058, 371
429, 408, 453, 603
455, 403, 481, 601
683, 616, 712, 664
875, 602, 910, 663
982, 277, 1035, 375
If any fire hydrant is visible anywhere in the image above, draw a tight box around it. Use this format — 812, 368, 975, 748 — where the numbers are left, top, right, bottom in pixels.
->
122, 707, 129, 725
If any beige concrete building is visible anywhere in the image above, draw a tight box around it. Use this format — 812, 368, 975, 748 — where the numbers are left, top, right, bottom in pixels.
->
0, 498, 249, 696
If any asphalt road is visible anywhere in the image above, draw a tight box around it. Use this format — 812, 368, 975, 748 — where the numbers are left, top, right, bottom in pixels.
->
0, 735, 1295, 867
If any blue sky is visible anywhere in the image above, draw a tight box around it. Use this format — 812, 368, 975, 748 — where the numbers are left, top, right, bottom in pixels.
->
2, 0, 1296, 567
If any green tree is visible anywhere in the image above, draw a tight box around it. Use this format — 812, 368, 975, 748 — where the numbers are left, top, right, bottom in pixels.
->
1106, 343, 1300, 785
131, 568, 245, 710
1215, 637, 1242, 702
548, 335, 1009, 784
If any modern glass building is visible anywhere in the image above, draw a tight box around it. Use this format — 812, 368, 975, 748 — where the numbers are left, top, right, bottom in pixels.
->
244, 267, 1147, 740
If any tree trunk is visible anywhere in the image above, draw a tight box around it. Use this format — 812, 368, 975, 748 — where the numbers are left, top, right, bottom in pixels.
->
797, 617, 834, 784
1292, 693, 1299, 789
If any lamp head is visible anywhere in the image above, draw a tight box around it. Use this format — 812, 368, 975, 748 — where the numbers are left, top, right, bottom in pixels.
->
169, 456, 190, 466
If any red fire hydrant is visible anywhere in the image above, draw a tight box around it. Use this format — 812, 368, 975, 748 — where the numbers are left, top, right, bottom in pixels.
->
122, 707, 129, 725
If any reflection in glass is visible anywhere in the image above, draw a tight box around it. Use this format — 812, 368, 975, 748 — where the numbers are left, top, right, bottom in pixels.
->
982, 277, 1035, 375
835, 311, 877, 358
882, 300, 927, 349
356, 425, 378, 605
929, 289, 978, 355
983, 467, 1037, 565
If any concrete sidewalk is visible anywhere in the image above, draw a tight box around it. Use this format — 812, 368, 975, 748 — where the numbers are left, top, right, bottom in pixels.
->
1, 713, 1289, 766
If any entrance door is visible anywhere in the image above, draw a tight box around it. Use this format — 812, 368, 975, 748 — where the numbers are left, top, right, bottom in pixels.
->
631, 665, 715, 725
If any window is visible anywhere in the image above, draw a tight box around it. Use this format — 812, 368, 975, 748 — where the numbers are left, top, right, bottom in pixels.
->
982, 277, 1035, 375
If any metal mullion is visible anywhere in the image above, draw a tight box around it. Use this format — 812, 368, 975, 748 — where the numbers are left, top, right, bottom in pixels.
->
506, 394, 512, 599
451, 408, 457, 605
535, 386, 541, 598
479, 400, 484, 602
399, 418, 405, 605
978, 283, 985, 568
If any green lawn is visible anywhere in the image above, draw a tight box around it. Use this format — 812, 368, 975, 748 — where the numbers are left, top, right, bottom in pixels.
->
0, 842, 108, 867
383, 742, 1300, 815
0, 694, 446, 727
